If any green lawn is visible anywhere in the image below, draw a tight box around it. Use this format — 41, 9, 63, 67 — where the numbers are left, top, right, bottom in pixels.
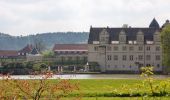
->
61, 97, 170, 100
69, 79, 141, 93
1, 78, 170, 99
53, 79, 170, 97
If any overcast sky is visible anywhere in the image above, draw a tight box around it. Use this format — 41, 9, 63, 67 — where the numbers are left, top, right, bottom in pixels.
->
0, 0, 169, 36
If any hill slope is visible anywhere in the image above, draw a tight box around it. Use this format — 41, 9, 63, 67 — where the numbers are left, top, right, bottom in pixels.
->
0, 32, 89, 50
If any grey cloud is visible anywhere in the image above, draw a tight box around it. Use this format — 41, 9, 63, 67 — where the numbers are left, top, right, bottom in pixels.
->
0, 0, 169, 36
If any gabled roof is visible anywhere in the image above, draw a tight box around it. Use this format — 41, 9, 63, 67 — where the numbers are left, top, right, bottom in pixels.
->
0, 50, 18, 57
88, 27, 159, 44
30, 48, 39, 55
149, 18, 160, 28
19, 44, 33, 53
53, 44, 88, 51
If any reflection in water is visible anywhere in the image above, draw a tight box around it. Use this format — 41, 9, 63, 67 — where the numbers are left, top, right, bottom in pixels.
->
0, 74, 169, 79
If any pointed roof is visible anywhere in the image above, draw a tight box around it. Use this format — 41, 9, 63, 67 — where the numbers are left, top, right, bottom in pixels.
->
19, 44, 33, 53
30, 48, 39, 55
149, 18, 160, 28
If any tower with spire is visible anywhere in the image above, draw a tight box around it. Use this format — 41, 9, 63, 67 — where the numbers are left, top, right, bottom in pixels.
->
149, 18, 160, 28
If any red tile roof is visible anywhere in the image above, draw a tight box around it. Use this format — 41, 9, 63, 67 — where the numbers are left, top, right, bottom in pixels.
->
53, 44, 88, 51
0, 50, 18, 57
19, 44, 33, 53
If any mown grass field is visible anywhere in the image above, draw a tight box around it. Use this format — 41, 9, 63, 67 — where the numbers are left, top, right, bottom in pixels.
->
54, 79, 170, 99
61, 97, 170, 100
1, 79, 170, 99
69, 79, 141, 93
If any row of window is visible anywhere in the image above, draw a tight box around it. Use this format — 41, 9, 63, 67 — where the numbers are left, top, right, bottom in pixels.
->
60, 56, 87, 61
107, 55, 160, 61
107, 64, 160, 68
94, 46, 160, 51
56, 51, 87, 54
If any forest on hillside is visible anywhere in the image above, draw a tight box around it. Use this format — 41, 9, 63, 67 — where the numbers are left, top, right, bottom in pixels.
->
0, 32, 89, 50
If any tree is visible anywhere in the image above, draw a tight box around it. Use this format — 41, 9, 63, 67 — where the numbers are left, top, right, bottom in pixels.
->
0, 72, 79, 100
161, 24, 170, 73
33, 38, 46, 53
42, 50, 55, 58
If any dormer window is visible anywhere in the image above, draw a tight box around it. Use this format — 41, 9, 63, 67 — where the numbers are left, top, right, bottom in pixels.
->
137, 30, 144, 44
119, 30, 126, 44
99, 29, 109, 44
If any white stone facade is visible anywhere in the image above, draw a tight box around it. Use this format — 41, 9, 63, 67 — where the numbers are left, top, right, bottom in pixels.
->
88, 28, 162, 73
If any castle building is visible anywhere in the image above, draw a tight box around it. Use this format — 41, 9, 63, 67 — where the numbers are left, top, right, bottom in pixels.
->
88, 18, 167, 73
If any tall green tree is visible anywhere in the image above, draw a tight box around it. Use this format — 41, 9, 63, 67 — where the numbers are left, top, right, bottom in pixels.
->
161, 24, 170, 73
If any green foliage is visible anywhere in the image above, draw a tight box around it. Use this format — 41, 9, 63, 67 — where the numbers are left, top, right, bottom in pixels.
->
114, 66, 170, 97
42, 50, 55, 58
161, 24, 170, 73
0, 73, 79, 100
32, 63, 48, 72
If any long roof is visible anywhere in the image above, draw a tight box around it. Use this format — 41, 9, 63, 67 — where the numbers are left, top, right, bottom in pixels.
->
0, 50, 18, 57
53, 44, 88, 51
88, 27, 159, 44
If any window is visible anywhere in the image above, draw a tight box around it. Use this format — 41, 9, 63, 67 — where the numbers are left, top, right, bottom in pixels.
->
120, 37, 124, 41
65, 51, 68, 54
61, 57, 65, 61
156, 46, 160, 51
146, 64, 151, 66
114, 55, 118, 60
83, 57, 87, 62
138, 55, 143, 60
114, 46, 118, 51
107, 55, 112, 61
122, 46, 127, 51
129, 55, 133, 61
68, 57, 72, 61
107, 46, 111, 51
94, 46, 98, 51
123, 65, 125, 68
129, 46, 134, 51
138, 46, 143, 51
156, 55, 160, 60
146, 46, 150, 51
101, 37, 105, 41
146, 55, 151, 60
157, 64, 160, 68
122, 55, 127, 61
